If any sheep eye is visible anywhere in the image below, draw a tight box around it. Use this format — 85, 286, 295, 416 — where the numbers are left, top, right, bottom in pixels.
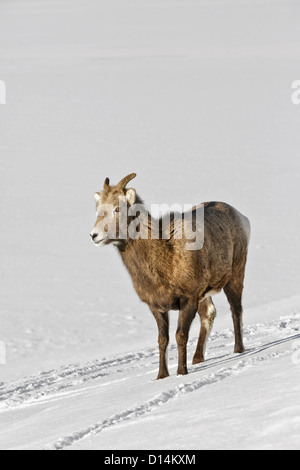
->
114, 207, 120, 213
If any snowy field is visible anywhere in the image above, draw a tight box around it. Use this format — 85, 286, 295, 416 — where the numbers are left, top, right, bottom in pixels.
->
1, 0, 300, 450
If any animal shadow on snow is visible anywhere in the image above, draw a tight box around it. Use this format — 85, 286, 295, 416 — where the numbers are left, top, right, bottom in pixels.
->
184, 332, 300, 376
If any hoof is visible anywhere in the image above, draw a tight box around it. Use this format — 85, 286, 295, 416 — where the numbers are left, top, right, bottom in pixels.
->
177, 367, 188, 376
156, 371, 169, 380
192, 355, 204, 365
234, 345, 245, 354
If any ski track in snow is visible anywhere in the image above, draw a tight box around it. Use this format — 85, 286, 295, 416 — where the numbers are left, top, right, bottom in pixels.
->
0, 348, 158, 409
0, 312, 299, 449
0, 313, 299, 411
47, 344, 298, 451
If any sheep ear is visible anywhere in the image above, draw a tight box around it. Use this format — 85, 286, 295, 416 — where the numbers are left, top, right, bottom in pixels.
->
94, 192, 102, 203
125, 188, 136, 206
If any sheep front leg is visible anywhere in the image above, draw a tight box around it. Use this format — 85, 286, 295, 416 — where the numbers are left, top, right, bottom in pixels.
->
151, 308, 170, 379
176, 303, 197, 375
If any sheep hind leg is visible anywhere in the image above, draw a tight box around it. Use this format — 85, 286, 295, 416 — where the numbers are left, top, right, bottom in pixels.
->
192, 297, 216, 364
223, 280, 245, 354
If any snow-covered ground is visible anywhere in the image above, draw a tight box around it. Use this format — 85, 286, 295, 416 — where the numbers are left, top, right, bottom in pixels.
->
0, 0, 300, 450
1, 297, 300, 450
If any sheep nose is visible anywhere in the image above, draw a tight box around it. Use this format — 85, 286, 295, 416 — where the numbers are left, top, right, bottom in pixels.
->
90, 233, 98, 240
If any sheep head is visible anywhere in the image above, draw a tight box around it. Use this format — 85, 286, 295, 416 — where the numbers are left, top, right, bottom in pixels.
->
90, 173, 137, 246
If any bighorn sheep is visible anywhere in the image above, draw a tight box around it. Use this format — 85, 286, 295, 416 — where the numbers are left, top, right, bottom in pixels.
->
90, 173, 250, 379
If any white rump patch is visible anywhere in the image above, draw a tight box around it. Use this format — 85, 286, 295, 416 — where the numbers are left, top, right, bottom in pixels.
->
203, 289, 220, 300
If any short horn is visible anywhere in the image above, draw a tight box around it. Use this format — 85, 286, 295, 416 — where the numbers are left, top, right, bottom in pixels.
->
116, 173, 137, 190
103, 177, 110, 189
